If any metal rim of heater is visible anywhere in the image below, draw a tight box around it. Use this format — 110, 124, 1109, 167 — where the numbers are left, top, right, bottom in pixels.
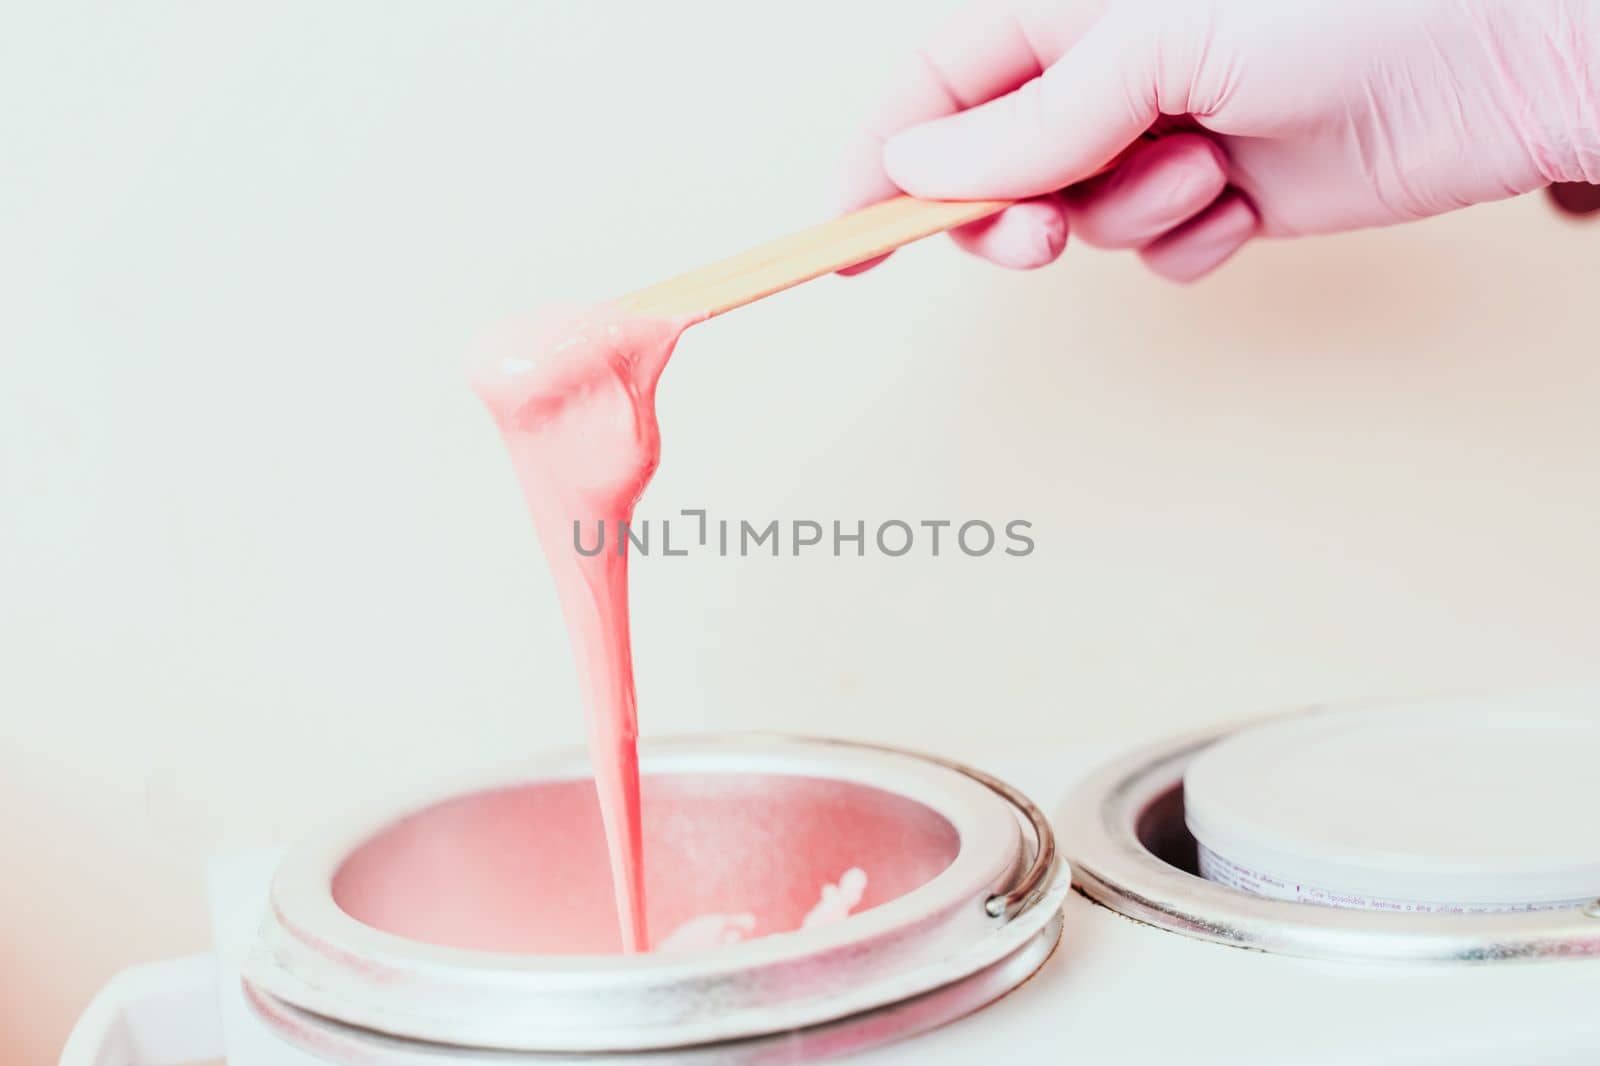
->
1057, 709, 1600, 964
243, 908, 1064, 1065
244, 734, 1072, 1058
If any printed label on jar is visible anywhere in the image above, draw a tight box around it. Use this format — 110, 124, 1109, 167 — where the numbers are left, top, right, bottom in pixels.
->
1195, 844, 1592, 914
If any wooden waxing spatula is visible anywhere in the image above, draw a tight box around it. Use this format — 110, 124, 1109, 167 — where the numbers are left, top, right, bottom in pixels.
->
617, 196, 1012, 320
615, 137, 1161, 321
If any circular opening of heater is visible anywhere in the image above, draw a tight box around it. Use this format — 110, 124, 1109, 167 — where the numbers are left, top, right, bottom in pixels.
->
331, 772, 961, 955
1059, 701, 1600, 965
248, 736, 1056, 1054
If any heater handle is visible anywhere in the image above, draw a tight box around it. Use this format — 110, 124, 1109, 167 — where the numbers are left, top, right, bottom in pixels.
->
805, 735, 1058, 921
967, 763, 1058, 920
59, 954, 223, 1066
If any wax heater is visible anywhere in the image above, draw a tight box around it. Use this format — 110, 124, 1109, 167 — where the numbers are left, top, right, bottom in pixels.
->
65, 693, 1600, 1065
68, 735, 1066, 1064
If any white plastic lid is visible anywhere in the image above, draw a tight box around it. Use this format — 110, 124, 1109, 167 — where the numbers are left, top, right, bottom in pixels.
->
1184, 692, 1600, 907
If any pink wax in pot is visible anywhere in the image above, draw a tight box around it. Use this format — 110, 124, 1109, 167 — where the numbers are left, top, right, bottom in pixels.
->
331, 773, 960, 955
470, 302, 697, 952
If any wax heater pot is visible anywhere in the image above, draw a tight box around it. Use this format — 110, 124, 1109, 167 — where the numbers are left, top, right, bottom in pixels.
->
69, 735, 1066, 1064
65, 693, 1600, 1065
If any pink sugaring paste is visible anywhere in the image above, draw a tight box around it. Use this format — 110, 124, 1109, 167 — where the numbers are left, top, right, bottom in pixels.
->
332, 773, 953, 955
471, 302, 698, 952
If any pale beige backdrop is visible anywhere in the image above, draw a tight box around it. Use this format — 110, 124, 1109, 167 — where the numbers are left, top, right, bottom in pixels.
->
5, 1, 1599, 1062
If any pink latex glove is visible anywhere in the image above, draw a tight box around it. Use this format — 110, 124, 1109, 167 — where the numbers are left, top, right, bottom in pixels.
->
836, 0, 1600, 282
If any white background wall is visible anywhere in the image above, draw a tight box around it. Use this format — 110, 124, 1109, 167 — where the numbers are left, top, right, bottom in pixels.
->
6, 2, 1600, 1060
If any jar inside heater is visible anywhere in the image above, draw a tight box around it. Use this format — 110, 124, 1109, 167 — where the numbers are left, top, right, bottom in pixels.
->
1181, 698, 1600, 914
1060, 700, 1600, 965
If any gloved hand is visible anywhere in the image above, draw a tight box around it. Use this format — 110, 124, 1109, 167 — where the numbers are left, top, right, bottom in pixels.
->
835, 0, 1600, 281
